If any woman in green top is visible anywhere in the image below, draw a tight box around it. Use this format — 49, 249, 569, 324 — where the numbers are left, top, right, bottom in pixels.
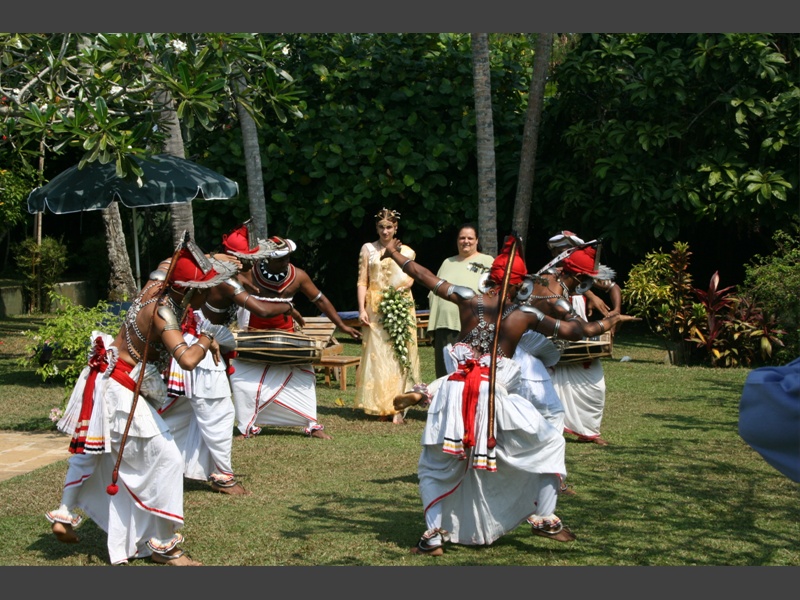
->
427, 223, 494, 378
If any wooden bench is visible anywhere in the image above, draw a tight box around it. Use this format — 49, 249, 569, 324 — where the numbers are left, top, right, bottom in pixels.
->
300, 316, 361, 391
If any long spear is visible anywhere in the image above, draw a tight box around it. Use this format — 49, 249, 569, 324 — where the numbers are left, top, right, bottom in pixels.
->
106, 231, 189, 495
486, 233, 520, 450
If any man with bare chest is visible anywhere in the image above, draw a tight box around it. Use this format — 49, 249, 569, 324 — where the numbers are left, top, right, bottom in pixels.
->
229, 237, 361, 440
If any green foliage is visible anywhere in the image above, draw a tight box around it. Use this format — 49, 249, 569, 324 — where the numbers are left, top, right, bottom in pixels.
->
625, 240, 791, 367
188, 33, 536, 309
739, 222, 800, 361
18, 292, 125, 401
622, 241, 698, 363
0, 167, 34, 237
687, 271, 786, 368
534, 33, 799, 255
12, 236, 68, 313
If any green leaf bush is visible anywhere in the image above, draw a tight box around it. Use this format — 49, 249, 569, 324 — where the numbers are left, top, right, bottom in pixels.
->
19, 292, 126, 402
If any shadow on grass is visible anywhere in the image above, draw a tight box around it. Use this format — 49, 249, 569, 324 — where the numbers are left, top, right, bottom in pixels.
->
560, 433, 800, 565
29, 518, 110, 565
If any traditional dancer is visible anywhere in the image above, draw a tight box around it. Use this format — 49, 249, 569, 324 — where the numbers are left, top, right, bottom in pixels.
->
230, 236, 361, 439
46, 233, 236, 566
385, 234, 638, 555
544, 232, 622, 446
158, 221, 287, 495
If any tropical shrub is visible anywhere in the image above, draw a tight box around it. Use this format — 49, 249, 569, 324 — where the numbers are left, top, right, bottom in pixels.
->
19, 292, 126, 401
687, 271, 786, 368
739, 224, 800, 362
622, 241, 700, 364
12, 236, 68, 313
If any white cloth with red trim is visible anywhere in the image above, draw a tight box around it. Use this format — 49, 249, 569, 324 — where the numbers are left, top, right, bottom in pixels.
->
159, 309, 237, 481
51, 336, 185, 565
416, 344, 566, 546
550, 295, 607, 439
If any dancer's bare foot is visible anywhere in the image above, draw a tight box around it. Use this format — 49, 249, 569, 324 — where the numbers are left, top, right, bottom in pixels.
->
151, 549, 202, 566
394, 392, 425, 412
51, 521, 79, 543
392, 412, 405, 425
311, 429, 332, 439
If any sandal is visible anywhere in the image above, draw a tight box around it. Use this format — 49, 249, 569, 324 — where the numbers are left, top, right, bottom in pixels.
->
150, 549, 202, 566
529, 522, 577, 542
410, 528, 448, 556
210, 475, 251, 496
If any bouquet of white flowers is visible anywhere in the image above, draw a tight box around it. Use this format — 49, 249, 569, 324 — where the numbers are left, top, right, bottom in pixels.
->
378, 286, 416, 373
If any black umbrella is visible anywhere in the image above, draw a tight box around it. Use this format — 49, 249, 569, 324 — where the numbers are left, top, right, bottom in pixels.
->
27, 153, 239, 287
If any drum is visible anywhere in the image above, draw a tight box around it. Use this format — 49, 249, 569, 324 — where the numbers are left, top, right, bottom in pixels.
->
558, 331, 613, 364
233, 330, 325, 365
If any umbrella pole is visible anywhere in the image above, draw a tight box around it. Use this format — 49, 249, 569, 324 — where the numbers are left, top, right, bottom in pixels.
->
131, 207, 141, 290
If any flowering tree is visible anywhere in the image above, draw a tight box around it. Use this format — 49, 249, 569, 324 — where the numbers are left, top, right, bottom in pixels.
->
0, 33, 303, 298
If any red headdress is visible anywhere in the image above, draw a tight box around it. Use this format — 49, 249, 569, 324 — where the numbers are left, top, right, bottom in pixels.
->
221, 220, 276, 261
488, 235, 527, 286
561, 246, 599, 276
169, 240, 237, 289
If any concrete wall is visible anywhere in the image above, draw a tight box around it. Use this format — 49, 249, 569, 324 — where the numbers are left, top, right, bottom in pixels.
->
0, 281, 97, 317
0, 286, 24, 318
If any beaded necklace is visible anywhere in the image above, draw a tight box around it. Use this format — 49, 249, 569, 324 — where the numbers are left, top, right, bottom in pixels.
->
459, 296, 519, 356
124, 281, 179, 368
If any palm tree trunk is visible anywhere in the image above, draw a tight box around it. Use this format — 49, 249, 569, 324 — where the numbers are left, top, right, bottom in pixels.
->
512, 33, 554, 248
103, 204, 138, 301
472, 33, 498, 256
155, 90, 195, 245
235, 79, 269, 239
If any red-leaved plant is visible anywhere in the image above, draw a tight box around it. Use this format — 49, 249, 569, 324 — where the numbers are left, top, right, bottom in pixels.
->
688, 271, 786, 367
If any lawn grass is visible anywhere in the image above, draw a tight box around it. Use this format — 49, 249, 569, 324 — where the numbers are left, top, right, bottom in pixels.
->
0, 316, 797, 566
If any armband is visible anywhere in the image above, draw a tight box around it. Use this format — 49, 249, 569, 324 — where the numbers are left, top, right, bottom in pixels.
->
432, 279, 447, 295
401, 259, 413, 273
204, 302, 228, 314
157, 305, 181, 331
311, 291, 323, 303
149, 268, 168, 281
226, 277, 246, 296
173, 344, 190, 361
170, 341, 188, 358
554, 298, 576, 316
519, 304, 546, 320
447, 284, 476, 300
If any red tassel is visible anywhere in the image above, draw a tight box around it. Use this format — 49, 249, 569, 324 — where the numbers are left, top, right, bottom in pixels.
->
106, 484, 119, 495
487, 437, 496, 450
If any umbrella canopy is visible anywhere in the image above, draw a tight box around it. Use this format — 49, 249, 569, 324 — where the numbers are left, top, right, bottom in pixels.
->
27, 153, 239, 214
26, 153, 239, 290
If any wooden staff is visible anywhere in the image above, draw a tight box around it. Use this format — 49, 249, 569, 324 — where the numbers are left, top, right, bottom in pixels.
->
486, 234, 519, 450
107, 232, 188, 495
